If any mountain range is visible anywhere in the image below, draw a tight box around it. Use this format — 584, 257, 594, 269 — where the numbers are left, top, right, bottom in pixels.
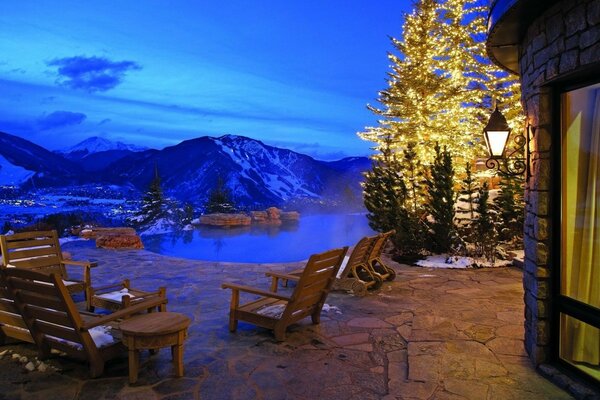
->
0, 132, 370, 208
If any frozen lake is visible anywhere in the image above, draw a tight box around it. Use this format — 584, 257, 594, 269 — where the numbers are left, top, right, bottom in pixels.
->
143, 213, 375, 263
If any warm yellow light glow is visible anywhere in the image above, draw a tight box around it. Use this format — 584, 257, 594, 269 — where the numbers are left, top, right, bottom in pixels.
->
485, 130, 510, 157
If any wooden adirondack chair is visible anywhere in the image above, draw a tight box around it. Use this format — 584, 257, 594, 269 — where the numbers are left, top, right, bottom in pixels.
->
368, 230, 396, 281
270, 235, 383, 296
222, 247, 348, 341
0, 230, 96, 299
3, 267, 168, 378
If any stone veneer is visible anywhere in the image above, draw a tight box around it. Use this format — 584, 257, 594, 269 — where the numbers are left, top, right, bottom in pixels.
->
518, 0, 600, 364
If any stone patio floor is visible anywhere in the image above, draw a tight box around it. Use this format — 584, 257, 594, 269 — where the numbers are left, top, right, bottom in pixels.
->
0, 241, 576, 399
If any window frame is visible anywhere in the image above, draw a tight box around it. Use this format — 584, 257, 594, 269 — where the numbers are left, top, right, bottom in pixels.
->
552, 76, 600, 386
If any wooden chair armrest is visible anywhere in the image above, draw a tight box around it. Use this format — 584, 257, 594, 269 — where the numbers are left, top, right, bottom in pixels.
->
62, 260, 98, 268
264, 271, 300, 281
221, 282, 291, 301
89, 282, 125, 294
81, 298, 165, 330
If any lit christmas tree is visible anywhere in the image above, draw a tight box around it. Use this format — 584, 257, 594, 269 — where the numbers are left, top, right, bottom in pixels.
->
360, 0, 524, 177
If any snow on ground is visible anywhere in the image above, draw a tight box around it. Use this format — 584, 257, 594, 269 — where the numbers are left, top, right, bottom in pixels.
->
416, 253, 514, 269
58, 236, 86, 245
139, 218, 177, 236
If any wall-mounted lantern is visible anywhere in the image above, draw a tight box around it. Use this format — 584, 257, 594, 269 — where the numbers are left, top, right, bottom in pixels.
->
483, 106, 530, 178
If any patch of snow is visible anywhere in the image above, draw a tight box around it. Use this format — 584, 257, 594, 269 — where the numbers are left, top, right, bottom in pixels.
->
140, 218, 176, 236
416, 254, 475, 269
0, 154, 35, 185
96, 289, 135, 302
321, 304, 342, 314
58, 236, 85, 245
183, 224, 194, 231
256, 304, 285, 319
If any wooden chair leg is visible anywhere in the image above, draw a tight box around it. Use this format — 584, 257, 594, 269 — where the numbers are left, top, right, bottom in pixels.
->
229, 314, 238, 332
274, 326, 286, 341
90, 359, 106, 379
311, 312, 321, 324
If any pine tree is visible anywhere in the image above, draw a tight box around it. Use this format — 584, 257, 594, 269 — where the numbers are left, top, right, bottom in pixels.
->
359, 0, 525, 183
205, 176, 236, 214
131, 165, 166, 227
494, 175, 524, 242
474, 181, 498, 262
460, 162, 476, 220
425, 143, 456, 253
363, 135, 405, 232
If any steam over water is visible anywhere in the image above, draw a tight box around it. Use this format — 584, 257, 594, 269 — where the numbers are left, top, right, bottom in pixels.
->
143, 214, 375, 263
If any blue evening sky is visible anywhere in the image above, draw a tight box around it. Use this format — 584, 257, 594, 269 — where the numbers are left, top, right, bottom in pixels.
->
0, 1, 414, 160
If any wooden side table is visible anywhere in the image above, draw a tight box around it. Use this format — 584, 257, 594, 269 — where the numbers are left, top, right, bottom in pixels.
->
119, 312, 191, 384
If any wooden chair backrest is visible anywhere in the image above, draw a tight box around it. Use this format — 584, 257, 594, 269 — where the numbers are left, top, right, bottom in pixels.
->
283, 247, 348, 322
0, 231, 66, 278
337, 235, 378, 278
369, 230, 395, 262
4, 268, 99, 360
0, 270, 33, 343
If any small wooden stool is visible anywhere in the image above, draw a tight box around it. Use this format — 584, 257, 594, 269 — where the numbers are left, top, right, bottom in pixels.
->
119, 312, 191, 384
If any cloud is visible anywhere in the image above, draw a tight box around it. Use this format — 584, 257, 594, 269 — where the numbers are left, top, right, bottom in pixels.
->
36, 110, 86, 130
47, 55, 141, 92
98, 118, 111, 125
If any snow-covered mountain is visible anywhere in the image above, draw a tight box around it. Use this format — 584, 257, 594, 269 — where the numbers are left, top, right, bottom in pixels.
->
60, 136, 148, 160
0, 131, 81, 187
0, 131, 370, 208
103, 134, 370, 207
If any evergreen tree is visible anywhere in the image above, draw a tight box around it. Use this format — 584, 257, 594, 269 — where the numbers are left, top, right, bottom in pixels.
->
205, 176, 236, 214
474, 181, 498, 262
182, 203, 195, 225
460, 162, 476, 220
359, 0, 524, 183
131, 165, 166, 227
363, 134, 405, 233
425, 143, 456, 253
494, 175, 524, 242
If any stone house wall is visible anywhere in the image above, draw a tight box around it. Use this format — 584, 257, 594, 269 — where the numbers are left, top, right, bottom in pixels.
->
518, 0, 600, 364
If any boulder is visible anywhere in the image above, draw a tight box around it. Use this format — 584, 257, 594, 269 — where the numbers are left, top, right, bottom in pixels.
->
96, 233, 144, 250
250, 211, 269, 223
82, 227, 144, 249
280, 211, 300, 222
266, 207, 281, 220
198, 213, 252, 227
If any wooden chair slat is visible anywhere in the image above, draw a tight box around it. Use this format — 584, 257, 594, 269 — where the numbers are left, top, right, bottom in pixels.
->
36, 320, 81, 344
2, 230, 55, 241
18, 292, 67, 312
0, 311, 29, 329
45, 337, 87, 359
9, 278, 60, 297
5, 237, 55, 250
0, 325, 32, 342
8, 256, 62, 270
7, 246, 59, 261
27, 306, 71, 327
0, 297, 18, 312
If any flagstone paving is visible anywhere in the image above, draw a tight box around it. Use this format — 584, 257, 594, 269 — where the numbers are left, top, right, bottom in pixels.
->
0, 241, 577, 399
